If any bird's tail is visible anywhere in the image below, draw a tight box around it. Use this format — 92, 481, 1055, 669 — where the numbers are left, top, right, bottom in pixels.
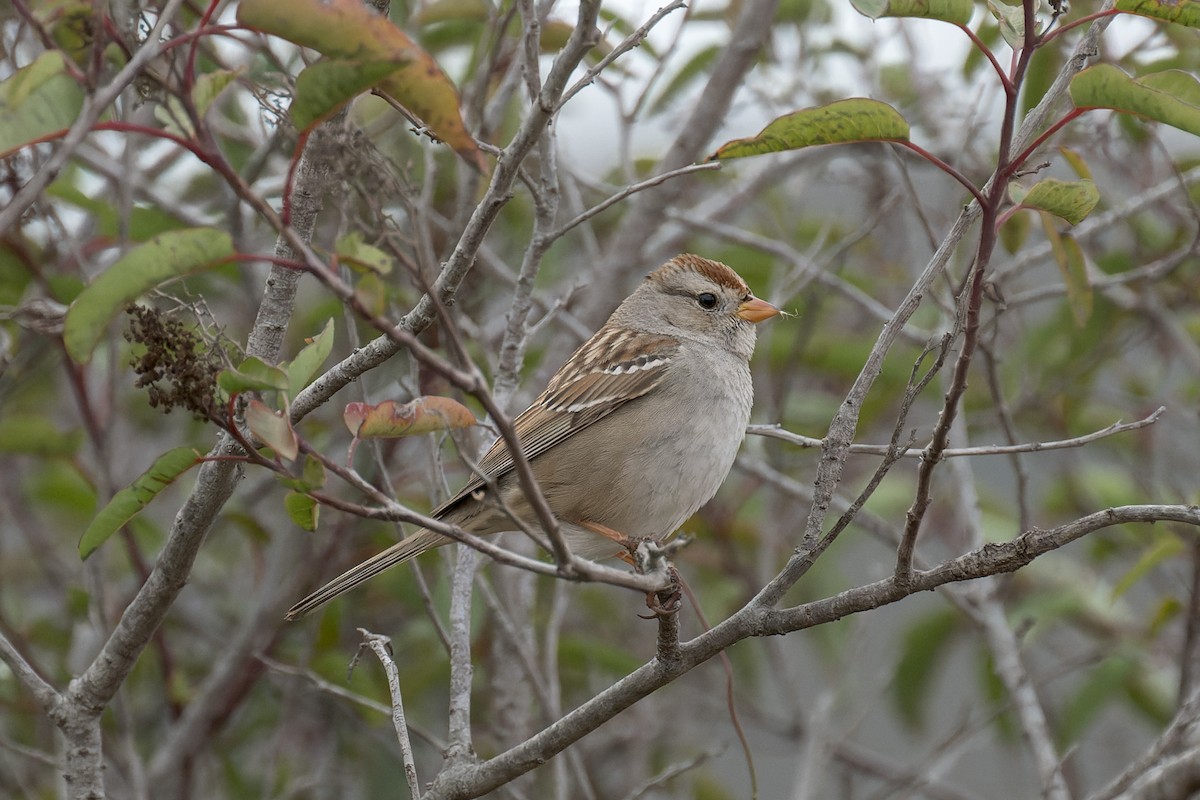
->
285, 529, 449, 620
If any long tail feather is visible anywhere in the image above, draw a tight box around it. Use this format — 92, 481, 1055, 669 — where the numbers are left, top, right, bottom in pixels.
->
285, 529, 449, 620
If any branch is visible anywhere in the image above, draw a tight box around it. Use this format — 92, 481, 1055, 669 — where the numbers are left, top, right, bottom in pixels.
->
0, 0, 190, 233
747, 406, 1167, 457
421, 505, 1200, 798
356, 630, 423, 798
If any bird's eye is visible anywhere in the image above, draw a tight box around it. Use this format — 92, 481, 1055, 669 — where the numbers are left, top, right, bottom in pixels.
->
696, 292, 718, 310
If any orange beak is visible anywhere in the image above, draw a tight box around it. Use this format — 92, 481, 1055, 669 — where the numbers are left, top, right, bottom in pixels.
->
736, 296, 781, 323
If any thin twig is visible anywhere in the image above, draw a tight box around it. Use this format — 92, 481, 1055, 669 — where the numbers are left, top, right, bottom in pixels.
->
747, 406, 1166, 457
356, 629, 422, 799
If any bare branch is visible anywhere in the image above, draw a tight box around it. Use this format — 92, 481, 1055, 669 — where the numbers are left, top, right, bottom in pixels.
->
356, 630, 422, 798
748, 406, 1167, 457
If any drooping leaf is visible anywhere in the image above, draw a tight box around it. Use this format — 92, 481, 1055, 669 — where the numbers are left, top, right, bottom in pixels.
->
335, 231, 394, 275
0, 415, 83, 456
48, 175, 186, 241
343, 396, 477, 438
1058, 656, 1134, 746
1058, 147, 1094, 181
649, 45, 721, 113
292, 58, 406, 130
286, 319, 335, 399
245, 398, 299, 460
218, 356, 291, 394
285, 491, 320, 530
892, 609, 963, 729
0, 51, 85, 156
1071, 65, 1200, 137
998, 206, 1030, 254
1040, 215, 1092, 326
354, 272, 387, 318
1015, 178, 1100, 224
709, 99, 909, 160
986, 0, 1025, 48
237, 0, 485, 169
79, 446, 203, 559
281, 455, 328, 492
156, 68, 242, 136
414, 0, 492, 25
1111, 531, 1186, 600
63, 228, 235, 363
1115, 0, 1200, 28
850, 0, 974, 24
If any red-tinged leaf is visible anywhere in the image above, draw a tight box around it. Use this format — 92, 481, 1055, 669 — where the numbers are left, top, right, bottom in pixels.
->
237, 0, 485, 170
343, 396, 477, 438
246, 399, 299, 460
79, 446, 203, 559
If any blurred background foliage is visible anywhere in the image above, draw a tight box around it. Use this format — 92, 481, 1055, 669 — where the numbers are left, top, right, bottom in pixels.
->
1, 0, 1199, 797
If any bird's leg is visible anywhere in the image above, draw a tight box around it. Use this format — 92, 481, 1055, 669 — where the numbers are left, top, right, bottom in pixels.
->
580, 521, 682, 617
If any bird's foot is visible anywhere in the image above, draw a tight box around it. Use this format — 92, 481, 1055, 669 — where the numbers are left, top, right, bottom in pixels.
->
639, 565, 682, 618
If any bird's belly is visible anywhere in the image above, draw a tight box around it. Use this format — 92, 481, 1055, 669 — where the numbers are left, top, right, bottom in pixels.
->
543, 384, 749, 546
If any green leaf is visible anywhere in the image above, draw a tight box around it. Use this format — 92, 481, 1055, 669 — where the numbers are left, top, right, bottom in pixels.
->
1058, 656, 1134, 746
286, 319, 335, 398
0, 51, 85, 156
1058, 147, 1094, 181
344, 396, 477, 438
79, 446, 203, 559
218, 356, 291, 394
1115, 0, 1200, 27
999, 206, 1030, 254
1071, 65, 1200, 138
281, 455, 328, 492
63, 228, 235, 363
1040, 216, 1092, 326
335, 231, 393, 275
850, 0, 974, 24
237, 0, 486, 170
245, 398, 299, 460
0, 415, 82, 456
285, 492, 320, 530
414, 0, 493, 25
709, 99, 909, 161
986, 0, 1024, 48
649, 44, 721, 113
155, 68, 242, 136
1111, 532, 1186, 600
892, 609, 963, 729
293, 58, 405, 130
1016, 178, 1100, 224
49, 175, 186, 241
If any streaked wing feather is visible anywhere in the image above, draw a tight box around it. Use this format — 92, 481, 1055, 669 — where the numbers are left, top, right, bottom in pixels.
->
434, 331, 678, 513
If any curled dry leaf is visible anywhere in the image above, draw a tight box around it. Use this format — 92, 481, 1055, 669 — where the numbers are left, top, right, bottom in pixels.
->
343, 396, 477, 439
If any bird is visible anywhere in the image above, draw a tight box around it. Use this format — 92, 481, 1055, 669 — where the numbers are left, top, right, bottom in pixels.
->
286, 254, 780, 620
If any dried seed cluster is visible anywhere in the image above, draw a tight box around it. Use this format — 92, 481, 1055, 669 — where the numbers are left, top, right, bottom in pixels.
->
125, 305, 221, 420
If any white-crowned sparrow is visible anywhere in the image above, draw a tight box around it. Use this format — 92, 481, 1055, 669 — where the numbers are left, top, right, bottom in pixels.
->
286, 254, 779, 619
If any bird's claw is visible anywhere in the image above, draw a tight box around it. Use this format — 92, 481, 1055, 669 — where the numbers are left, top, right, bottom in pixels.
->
638, 565, 682, 619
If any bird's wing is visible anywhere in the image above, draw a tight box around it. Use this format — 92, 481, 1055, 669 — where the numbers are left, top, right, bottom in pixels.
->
436, 329, 679, 512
